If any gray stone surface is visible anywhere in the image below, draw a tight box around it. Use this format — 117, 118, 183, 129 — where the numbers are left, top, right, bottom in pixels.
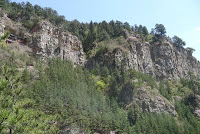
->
0, 13, 85, 66
112, 41, 200, 80
1, 12, 199, 79
133, 87, 176, 116
31, 21, 85, 66
121, 84, 177, 116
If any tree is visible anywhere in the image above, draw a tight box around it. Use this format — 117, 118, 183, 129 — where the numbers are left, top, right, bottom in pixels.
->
24, 2, 34, 20
123, 22, 131, 32
186, 47, 195, 54
142, 26, 149, 36
172, 35, 186, 47
34, 4, 43, 16
0, 63, 23, 134
187, 72, 199, 96
0, 0, 4, 7
98, 29, 110, 41
154, 24, 166, 36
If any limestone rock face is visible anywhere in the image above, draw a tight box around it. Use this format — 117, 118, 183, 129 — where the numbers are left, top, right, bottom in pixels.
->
91, 41, 200, 80
152, 42, 200, 79
0, 11, 85, 66
31, 21, 85, 65
1, 10, 199, 78
126, 41, 200, 79
126, 42, 154, 75
0, 11, 10, 36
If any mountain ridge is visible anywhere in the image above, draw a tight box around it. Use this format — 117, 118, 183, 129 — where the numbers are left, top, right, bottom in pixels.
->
1, 8, 199, 80
0, 2, 200, 133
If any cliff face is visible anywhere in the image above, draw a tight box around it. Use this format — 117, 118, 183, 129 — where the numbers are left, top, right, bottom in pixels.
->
124, 41, 200, 79
0, 12, 85, 66
1, 11, 199, 80
152, 42, 200, 79
31, 21, 85, 66
89, 40, 200, 80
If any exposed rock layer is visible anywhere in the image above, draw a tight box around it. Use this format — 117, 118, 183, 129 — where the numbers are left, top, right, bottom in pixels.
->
120, 83, 177, 116
88, 41, 200, 80
31, 21, 85, 65
0, 12, 85, 66
1, 11, 199, 79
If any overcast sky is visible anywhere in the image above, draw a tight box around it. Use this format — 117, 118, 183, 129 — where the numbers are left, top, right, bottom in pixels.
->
12, 0, 200, 60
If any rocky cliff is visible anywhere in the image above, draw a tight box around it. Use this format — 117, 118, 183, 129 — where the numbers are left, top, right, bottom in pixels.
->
0, 11, 85, 66
119, 82, 177, 116
88, 40, 200, 80
1, 10, 199, 80
31, 21, 85, 66
1, 9, 200, 120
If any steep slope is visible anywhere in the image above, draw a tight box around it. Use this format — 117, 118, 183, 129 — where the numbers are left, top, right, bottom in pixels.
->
31, 21, 85, 65
1, 9, 199, 80
87, 39, 200, 80
1, 5, 200, 134
0, 10, 85, 66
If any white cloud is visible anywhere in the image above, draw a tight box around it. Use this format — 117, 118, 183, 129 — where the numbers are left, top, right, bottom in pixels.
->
196, 27, 200, 31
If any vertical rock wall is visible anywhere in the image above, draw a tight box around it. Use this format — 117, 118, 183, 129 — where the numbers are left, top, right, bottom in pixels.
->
31, 21, 85, 65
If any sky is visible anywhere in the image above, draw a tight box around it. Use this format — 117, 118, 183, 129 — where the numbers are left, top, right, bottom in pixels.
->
12, 0, 200, 60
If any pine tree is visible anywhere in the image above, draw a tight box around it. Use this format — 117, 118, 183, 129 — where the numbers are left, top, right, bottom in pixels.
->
0, 0, 5, 8
0, 63, 22, 134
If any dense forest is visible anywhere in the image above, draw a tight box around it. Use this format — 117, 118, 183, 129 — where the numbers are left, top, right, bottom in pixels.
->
0, 0, 200, 134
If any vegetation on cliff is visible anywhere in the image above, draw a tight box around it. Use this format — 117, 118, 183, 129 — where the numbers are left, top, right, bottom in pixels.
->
0, 45, 200, 133
0, 0, 193, 56
0, 0, 200, 134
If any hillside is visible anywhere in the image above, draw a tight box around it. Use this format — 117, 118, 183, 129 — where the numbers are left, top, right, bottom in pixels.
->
0, 1, 200, 134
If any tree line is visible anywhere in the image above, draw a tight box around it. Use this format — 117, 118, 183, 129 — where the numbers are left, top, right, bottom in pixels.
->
0, 0, 192, 56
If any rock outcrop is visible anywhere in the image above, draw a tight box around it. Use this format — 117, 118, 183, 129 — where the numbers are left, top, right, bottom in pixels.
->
31, 21, 85, 65
1, 9, 200, 117
194, 95, 200, 118
0, 11, 85, 66
120, 83, 177, 116
133, 87, 176, 116
0, 10, 30, 39
151, 42, 200, 79
1, 10, 199, 79
88, 40, 200, 80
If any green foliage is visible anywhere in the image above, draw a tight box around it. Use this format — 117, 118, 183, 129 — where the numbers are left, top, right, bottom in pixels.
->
0, 9, 3, 17
97, 80, 106, 91
125, 69, 158, 89
0, 0, 9, 8
0, 56, 60, 134
1, 1, 200, 132
172, 35, 186, 47
134, 25, 149, 36
133, 113, 182, 134
181, 72, 200, 95
0, 54, 200, 133
158, 73, 200, 101
175, 100, 200, 134
0, 30, 10, 41
159, 81, 172, 100
154, 24, 166, 36
29, 59, 130, 133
